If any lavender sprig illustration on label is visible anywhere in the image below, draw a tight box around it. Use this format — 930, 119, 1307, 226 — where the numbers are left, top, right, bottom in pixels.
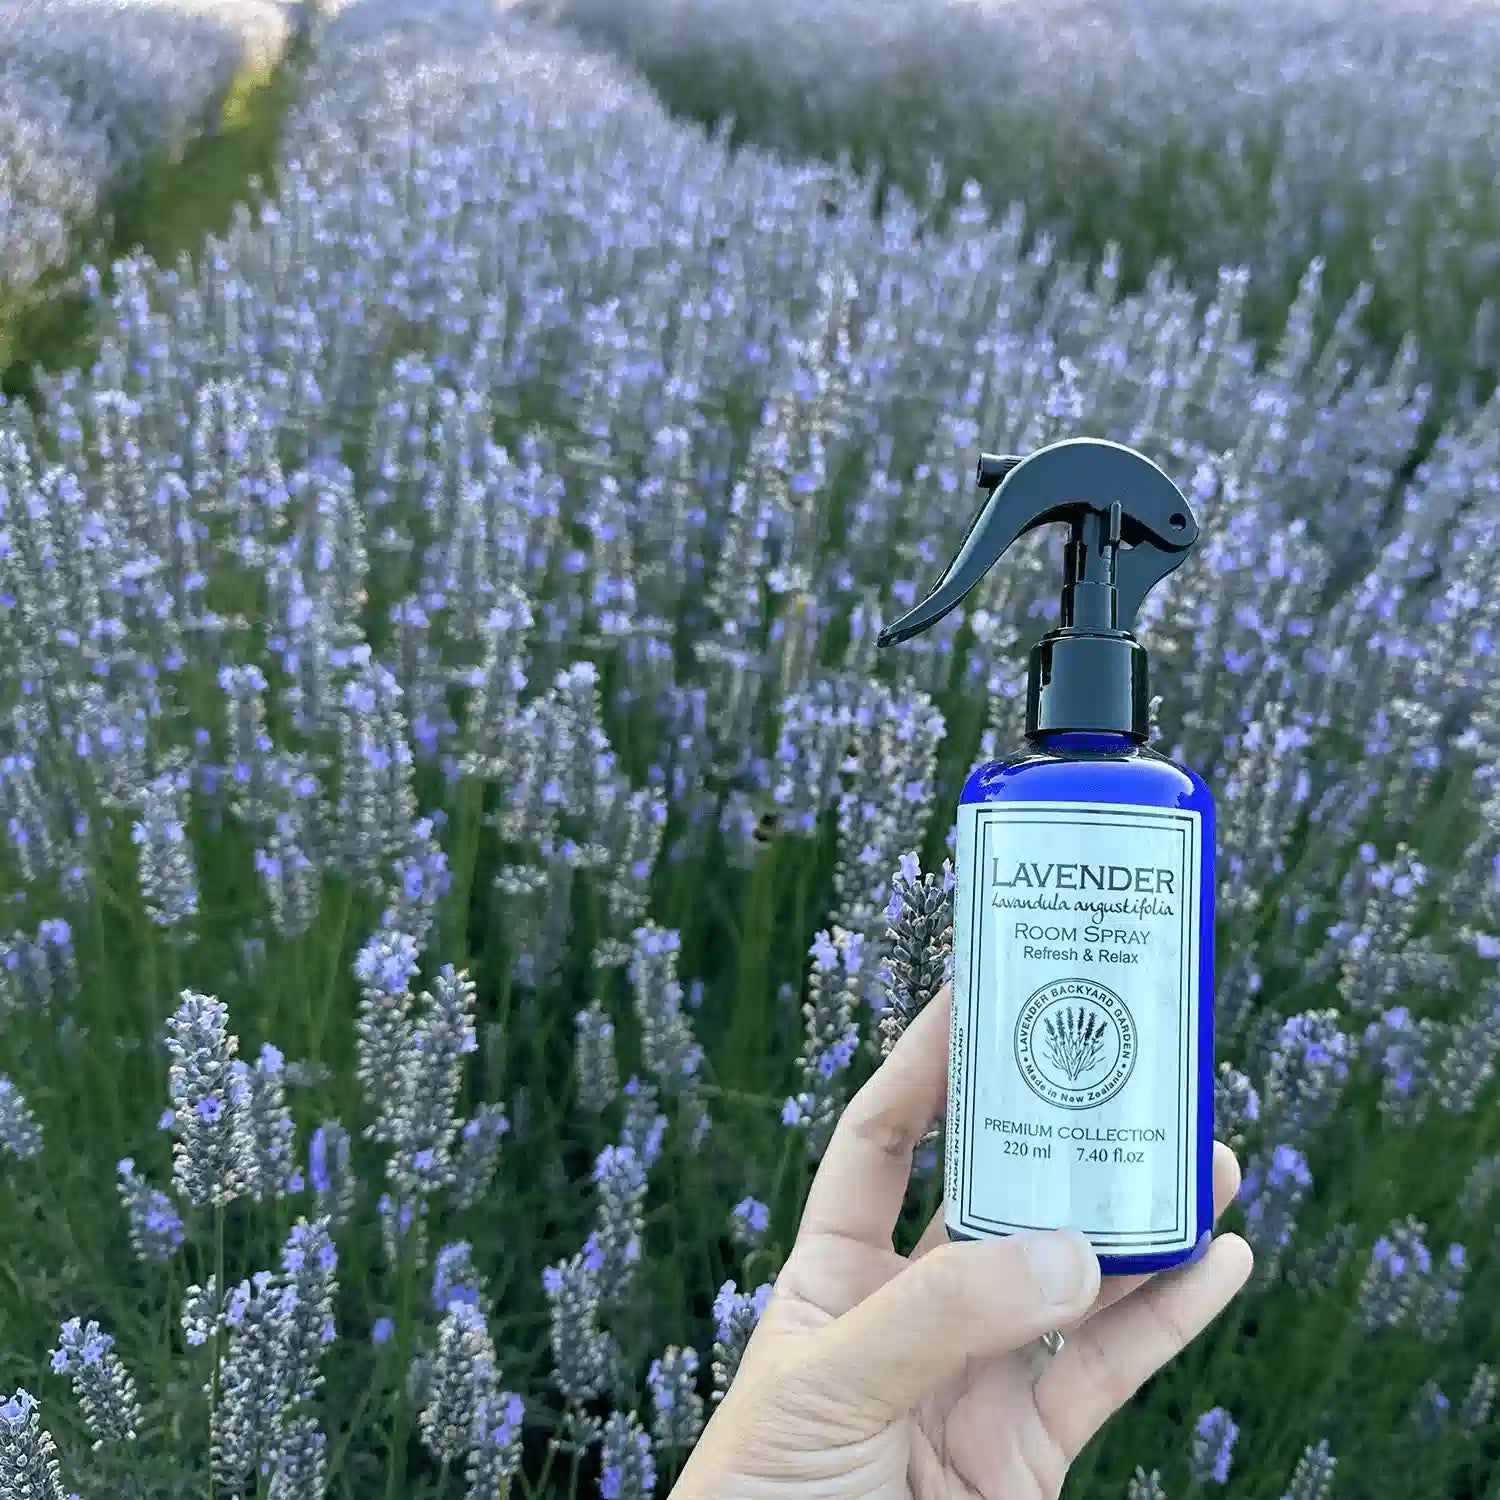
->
1042, 1007, 1110, 1082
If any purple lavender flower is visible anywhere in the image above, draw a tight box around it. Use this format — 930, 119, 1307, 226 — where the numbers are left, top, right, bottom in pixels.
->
48, 1320, 141, 1449
449, 1103, 510, 1210
0, 1076, 43, 1160
1358, 1217, 1463, 1337
239, 1043, 297, 1202
575, 998, 621, 1115
878, 851, 953, 1057
711, 1280, 772, 1403
1213, 1063, 1260, 1151
1189, 1406, 1238, 1484
164, 991, 251, 1207
116, 1157, 184, 1262
598, 1409, 656, 1499
1281, 1439, 1337, 1500
354, 929, 419, 1142
731, 1196, 770, 1249
307, 1121, 355, 1226
629, 924, 708, 1142
648, 1346, 703, 1450
1411, 1380, 1450, 1442
0, 1388, 71, 1500
0, 919, 77, 1012
1241, 1143, 1312, 1285
419, 1301, 499, 1467
433, 1241, 486, 1313
1261, 1010, 1350, 1147
468, 1389, 525, 1497
387, 965, 478, 1198
589, 1143, 647, 1303
1459, 1364, 1496, 1431
621, 1077, 668, 1169
785, 927, 862, 1158
543, 1250, 618, 1422
131, 765, 199, 933
1126, 1469, 1167, 1500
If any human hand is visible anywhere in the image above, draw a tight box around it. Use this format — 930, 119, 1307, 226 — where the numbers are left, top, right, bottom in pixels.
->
671, 984, 1251, 1499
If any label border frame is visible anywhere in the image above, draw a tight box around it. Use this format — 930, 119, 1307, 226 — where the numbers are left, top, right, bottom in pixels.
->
953, 801, 1201, 1251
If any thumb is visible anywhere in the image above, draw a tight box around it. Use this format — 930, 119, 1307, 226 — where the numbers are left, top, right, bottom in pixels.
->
808, 1231, 1100, 1418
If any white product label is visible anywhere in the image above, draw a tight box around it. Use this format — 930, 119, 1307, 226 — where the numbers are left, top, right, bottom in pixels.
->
946, 800, 1203, 1253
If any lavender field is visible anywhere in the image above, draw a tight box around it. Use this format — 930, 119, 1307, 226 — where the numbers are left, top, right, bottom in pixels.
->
0, 0, 1498, 1497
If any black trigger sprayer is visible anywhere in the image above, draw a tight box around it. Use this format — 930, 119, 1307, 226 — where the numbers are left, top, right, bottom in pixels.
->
878, 436, 1199, 739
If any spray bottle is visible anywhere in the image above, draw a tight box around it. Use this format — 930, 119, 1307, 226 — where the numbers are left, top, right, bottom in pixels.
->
879, 436, 1213, 1275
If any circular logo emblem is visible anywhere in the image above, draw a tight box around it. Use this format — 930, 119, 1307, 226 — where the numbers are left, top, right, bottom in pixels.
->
1014, 978, 1137, 1110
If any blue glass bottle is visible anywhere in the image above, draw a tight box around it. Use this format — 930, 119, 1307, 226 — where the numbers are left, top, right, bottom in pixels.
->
953, 732, 1216, 1274
879, 438, 1215, 1274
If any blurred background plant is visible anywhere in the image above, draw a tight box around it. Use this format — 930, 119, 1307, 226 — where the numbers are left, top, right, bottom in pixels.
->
0, 1, 1497, 1497
541, 0, 1500, 420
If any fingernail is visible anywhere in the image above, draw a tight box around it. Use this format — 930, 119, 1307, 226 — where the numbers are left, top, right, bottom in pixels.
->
1024, 1232, 1091, 1305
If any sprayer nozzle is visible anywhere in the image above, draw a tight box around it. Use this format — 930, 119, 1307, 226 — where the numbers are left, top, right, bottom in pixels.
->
977, 453, 1023, 490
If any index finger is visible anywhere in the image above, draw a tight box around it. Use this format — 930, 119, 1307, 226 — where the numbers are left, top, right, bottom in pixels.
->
797, 984, 950, 1251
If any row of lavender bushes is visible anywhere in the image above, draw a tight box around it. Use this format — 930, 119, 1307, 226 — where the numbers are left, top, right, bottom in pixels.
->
0, 0, 1498, 1496
0, 0, 292, 298
541, 0, 1500, 412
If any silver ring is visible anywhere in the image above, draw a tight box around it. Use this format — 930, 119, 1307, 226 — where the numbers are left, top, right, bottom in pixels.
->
1022, 1328, 1065, 1381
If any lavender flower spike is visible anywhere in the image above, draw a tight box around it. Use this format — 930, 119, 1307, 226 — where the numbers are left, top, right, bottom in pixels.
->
0, 1390, 71, 1500
239, 1043, 297, 1202
575, 999, 621, 1114
648, 1347, 704, 1451
542, 1249, 618, 1415
1460, 1364, 1496, 1431
598, 1409, 656, 1499
589, 1143, 647, 1304
49, 1319, 142, 1449
878, 850, 953, 1057
1281, 1439, 1337, 1500
784, 927, 862, 1158
1188, 1406, 1238, 1485
354, 929, 420, 1142
164, 991, 251, 1207
0, 1077, 43, 1161
1126, 1469, 1168, 1500
449, 1103, 510, 1210
467, 1390, 525, 1500
116, 1157, 185, 1262
711, 1280, 772, 1404
132, 765, 200, 933
307, 1121, 356, 1226
419, 1301, 498, 1467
